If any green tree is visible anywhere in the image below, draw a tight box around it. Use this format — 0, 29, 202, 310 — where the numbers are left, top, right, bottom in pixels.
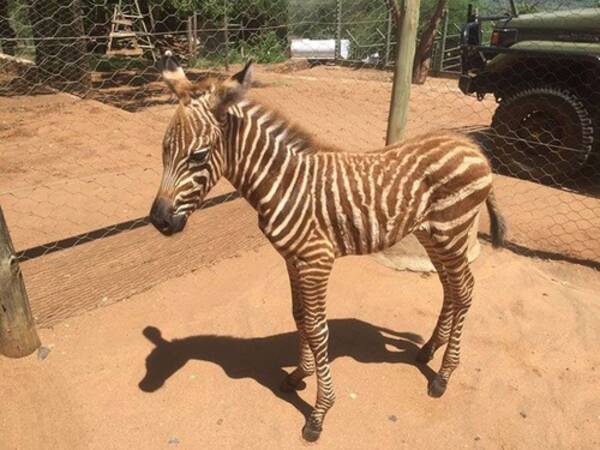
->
29, 0, 90, 92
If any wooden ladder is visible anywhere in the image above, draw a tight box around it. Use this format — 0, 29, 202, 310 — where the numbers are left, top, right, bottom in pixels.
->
106, 0, 156, 61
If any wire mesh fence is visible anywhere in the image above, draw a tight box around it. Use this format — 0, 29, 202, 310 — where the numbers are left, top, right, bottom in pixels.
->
1, 0, 599, 296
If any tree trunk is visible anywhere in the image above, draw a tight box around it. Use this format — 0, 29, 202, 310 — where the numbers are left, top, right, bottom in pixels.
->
386, 0, 420, 145
28, 0, 90, 93
412, 0, 448, 85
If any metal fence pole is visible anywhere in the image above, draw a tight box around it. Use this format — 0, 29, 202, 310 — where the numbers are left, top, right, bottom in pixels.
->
335, 0, 342, 62
193, 12, 198, 55
224, 0, 229, 71
385, 8, 392, 67
435, 9, 449, 73
386, 0, 421, 144
187, 15, 193, 60
0, 205, 40, 358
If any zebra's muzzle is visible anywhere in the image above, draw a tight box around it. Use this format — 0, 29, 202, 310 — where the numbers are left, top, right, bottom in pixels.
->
150, 197, 188, 236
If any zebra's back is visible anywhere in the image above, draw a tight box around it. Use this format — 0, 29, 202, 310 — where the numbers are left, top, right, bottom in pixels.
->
311, 132, 493, 256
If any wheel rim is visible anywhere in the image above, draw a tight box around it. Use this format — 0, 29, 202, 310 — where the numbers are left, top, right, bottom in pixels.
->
510, 101, 586, 176
516, 110, 566, 166
520, 110, 563, 144
491, 89, 593, 182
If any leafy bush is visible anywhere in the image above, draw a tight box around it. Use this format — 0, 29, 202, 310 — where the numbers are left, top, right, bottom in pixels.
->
242, 31, 287, 64
191, 30, 287, 68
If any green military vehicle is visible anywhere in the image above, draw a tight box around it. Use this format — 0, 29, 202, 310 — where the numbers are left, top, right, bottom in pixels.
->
459, 2, 600, 181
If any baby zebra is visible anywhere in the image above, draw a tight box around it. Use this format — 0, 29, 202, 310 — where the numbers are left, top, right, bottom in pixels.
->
149, 52, 506, 442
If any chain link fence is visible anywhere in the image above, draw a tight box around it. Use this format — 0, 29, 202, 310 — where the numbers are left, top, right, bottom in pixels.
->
0, 0, 599, 322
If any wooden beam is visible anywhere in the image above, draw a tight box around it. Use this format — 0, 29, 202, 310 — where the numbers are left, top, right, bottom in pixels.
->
385, 0, 421, 144
0, 205, 40, 358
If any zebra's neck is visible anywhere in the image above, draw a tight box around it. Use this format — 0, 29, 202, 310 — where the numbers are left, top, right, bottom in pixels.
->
222, 101, 315, 212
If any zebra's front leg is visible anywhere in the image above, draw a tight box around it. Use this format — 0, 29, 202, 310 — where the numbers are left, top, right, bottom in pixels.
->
280, 260, 315, 392
292, 254, 335, 442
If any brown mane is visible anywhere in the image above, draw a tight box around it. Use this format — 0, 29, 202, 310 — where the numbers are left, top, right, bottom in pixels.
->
254, 103, 345, 154
190, 76, 346, 155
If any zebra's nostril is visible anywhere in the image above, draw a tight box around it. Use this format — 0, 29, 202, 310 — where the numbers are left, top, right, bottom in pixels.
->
150, 216, 169, 234
150, 197, 176, 234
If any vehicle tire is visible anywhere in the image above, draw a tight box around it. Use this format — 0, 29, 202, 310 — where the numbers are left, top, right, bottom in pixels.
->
490, 87, 594, 182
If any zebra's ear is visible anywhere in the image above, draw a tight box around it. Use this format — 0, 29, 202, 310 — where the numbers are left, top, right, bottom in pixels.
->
214, 60, 253, 118
160, 50, 193, 105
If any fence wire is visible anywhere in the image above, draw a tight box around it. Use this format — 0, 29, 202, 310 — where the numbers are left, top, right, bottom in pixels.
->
1, 0, 599, 280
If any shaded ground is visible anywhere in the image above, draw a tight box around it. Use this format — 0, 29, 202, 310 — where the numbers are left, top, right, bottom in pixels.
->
1, 241, 599, 449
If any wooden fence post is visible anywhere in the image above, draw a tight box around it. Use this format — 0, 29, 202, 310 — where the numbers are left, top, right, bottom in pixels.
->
385, 0, 420, 145
0, 205, 40, 358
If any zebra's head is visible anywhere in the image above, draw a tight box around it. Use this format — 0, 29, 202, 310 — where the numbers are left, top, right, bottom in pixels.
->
150, 51, 253, 236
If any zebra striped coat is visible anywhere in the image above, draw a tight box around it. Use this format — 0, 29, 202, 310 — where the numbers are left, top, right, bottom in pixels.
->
150, 54, 506, 442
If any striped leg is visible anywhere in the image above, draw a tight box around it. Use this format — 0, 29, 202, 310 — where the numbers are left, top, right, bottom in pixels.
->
280, 260, 315, 392
290, 253, 335, 442
414, 232, 454, 364
426, 232, 475, 398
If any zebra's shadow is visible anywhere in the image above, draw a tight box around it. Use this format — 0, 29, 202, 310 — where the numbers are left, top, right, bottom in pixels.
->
138, 318, 434, 418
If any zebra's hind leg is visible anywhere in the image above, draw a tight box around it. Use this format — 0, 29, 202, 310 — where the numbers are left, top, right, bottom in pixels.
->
280, 259, 315, 393
427, 232, 475, 398
289, 252, 335, 442
414, 231, 454, 365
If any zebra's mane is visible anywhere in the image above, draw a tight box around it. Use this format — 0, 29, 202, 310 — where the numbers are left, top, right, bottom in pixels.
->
237, 99, 345, 155
192, 77, 346, 154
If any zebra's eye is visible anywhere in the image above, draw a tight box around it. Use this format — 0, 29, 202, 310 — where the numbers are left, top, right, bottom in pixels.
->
189, 147, 210, 164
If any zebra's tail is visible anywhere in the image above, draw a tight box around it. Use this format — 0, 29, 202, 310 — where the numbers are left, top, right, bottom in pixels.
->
486, 188, 507, 248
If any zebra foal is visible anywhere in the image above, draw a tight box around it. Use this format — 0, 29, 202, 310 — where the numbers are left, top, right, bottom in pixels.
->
149, 52, 506, 442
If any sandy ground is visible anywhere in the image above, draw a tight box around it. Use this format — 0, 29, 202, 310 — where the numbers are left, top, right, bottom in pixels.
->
1, 64, 599, 448
2, 239, 600, 449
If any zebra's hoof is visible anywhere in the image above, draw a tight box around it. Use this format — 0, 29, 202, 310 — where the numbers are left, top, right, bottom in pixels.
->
415, 343, 433, 363
302, 420, 322, 442
279, 375, 306, 393
428, 375, 448, 398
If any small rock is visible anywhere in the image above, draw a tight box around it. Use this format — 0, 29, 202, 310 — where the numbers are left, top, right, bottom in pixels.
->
387, 415, 397, 422
349, 392, 357, 400
474, 436, 481, 441
217, 418, 223, 425
37, 346, 51, 361
520, 411, 527, 419
168, 437, 180, 445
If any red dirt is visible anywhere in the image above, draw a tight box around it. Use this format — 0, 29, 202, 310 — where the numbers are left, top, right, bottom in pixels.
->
1, 242, 599, 448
